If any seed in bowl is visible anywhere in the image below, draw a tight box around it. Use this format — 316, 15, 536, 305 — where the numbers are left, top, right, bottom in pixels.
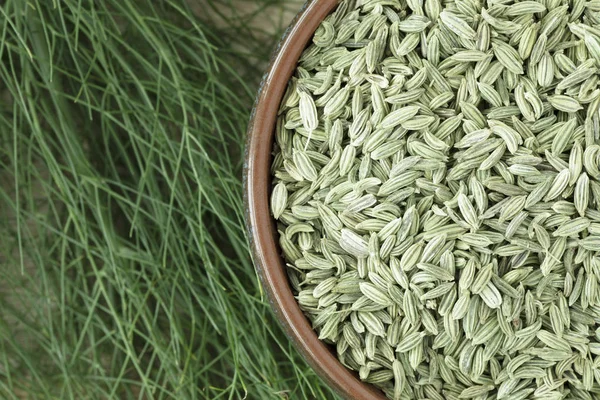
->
271, 0, 600, 398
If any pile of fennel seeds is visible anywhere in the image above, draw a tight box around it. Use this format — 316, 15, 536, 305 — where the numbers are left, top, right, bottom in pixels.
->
270, 0, 600, 398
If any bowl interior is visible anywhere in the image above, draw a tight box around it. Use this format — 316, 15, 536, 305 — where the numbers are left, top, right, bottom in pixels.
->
244, 0, 388, 399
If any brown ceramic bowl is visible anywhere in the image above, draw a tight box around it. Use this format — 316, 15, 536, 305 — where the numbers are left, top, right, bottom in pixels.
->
243, 1, 388, 399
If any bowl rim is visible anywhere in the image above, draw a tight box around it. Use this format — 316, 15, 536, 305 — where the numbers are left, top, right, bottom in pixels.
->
243, 0, 388, 399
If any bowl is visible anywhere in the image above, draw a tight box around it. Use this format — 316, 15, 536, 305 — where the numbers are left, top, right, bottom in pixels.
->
243, 1, 388, 399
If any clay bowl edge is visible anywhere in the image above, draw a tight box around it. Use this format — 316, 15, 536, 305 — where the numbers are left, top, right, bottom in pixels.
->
243, 1, 388, 399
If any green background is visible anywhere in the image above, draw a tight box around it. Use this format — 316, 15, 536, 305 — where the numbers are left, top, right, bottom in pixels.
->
0, 1, 339, 398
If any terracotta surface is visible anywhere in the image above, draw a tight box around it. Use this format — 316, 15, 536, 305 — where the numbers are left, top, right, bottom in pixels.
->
243, 1, 388, 399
